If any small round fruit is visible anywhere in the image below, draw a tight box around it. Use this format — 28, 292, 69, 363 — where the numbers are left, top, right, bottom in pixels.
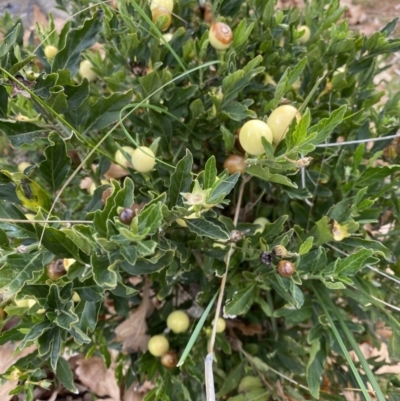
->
150, 0, 174, 12
296, 25, 311, 44
119, 208, 135, 225
131, 146, 156, 173
44, 45, 58, 59
277, 260, 296, 278
223, 154, 245, 175
167, 310, 190, 333
239, 120, 273, 156
17, 162, 32, 173
214, 317, 226, 333
152, 7, 172, 31
161, 350, 178, 368
47, 259, 67, 280
148, 335, 169, 357
79, 60, 97, 82
115, 146, 135, 167
268, 105, 301, 144
209, 22, 233, 50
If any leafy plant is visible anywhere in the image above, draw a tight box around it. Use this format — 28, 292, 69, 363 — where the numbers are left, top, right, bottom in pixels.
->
0, 0, 400, 400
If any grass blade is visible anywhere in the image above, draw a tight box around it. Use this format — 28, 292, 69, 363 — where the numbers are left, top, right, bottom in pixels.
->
177, 291, 218, 367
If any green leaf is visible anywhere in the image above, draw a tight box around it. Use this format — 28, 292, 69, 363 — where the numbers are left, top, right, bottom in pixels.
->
342, 237, 395, 263
0, 253, 43, 297
299, 237, 313, 255
56, 356, 78, 393
334, 248, 377, 275
216, 362, 245, 397
137, 240, 158, 256
0, 23, 20, 57
0, 201, 36, 239
233, 20, 254, 50
168, 149, 193, 208
357, 165, 400, 187
224, 285, 255, 316
52, 11, 103, 76
83, 90, 134, 133
306, 340, 324, 399
0, 120, 44, 147
306, 105, 347, 147
204, 156, 217, 189
40, 227, 80, 259
120, 250, 174, 275
389, 330, 400, 362
208, 172, 240, 204
39, 132, 70, 191
185, 218, 230, 240
91, 254, 118, 289
0, 86, 8, 118
246, 165, 298, 188
138, 202, 163, 235
286, 108, 311, 150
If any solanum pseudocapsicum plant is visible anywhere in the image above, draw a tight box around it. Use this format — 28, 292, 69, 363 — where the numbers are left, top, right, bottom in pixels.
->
0, 0, 400, 399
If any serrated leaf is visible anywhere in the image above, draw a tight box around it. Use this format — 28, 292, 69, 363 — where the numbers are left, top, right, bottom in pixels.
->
0, 120, 44, 146
342, 237, 395, 263
208, 172, 240, 204
0, 253, 43, 297
185, 218, 230, 240
224, 285, 255, 316
52, 11, 103, 75
138, 202, 163, 235
286, 108, 311, 150
120, 250, 174, 275
39, 132, 70, 191
299, 237, 314, 255
168, 150, 193, 208
357, 165, 400, 187
83, 90, 133, 133
137, 240, 158, 256
306, 105, 347, 146
335, 248, 377, 275
56, 356, 78, 393
246, 165, 298, 188
0, 201, 37, 238
91, 254, 118, 289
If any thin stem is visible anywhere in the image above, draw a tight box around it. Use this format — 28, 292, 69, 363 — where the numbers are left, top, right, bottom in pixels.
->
208, 175, 250, 353
0, 219, 93, 224
315, 133, 400, 148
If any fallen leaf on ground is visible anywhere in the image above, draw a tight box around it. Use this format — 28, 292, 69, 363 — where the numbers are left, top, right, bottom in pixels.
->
114, 282, 152, 353
75, 356, 120, 400
0, 343, 36, 401
124, 381, 154, 401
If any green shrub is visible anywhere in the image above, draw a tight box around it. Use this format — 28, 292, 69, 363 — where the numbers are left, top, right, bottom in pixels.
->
0, 0, 400, 399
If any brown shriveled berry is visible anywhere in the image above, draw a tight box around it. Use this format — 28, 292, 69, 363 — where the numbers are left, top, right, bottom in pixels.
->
119, 208, 135, 225
47, 259, 67, 280
161, 350, 178, 368
101, 187, 112, 205
223, 154, 245, 175
277, 260, 296, 278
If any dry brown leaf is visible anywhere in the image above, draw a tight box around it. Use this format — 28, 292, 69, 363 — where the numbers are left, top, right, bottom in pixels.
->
227, 320, 263, 336
0, 343, 36, 401
123, 381, 154, 401
104, 163, 129, 180
80, 177, 94, 191
114, 282, 152, 353
75, 356, 120, 400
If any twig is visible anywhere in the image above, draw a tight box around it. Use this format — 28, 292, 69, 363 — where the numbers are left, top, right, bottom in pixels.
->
315, 133, 400, 148
0, 218, 93, 224
205, 175, 251, 401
